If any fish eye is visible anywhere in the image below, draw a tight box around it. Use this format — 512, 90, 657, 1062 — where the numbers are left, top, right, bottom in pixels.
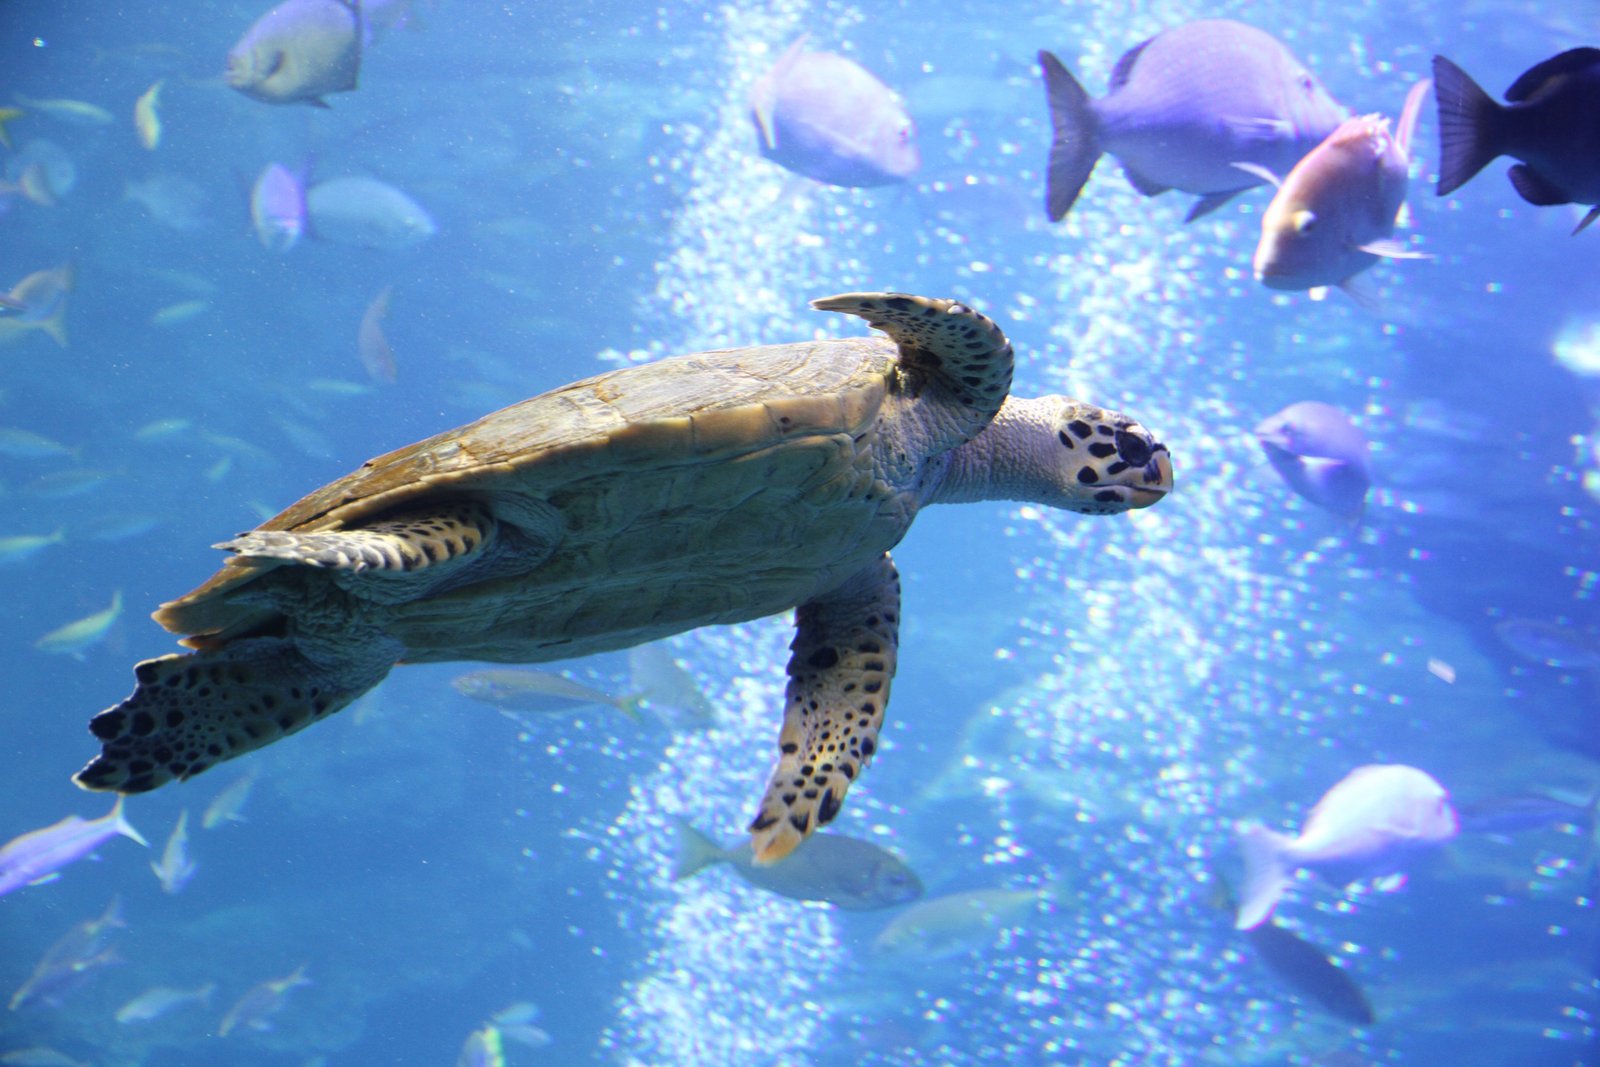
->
1291, 209, 1317, 233
1299, 73, 1315, 92
898, 123, 913, 143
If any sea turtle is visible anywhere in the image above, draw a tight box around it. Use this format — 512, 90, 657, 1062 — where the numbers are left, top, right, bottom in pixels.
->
73, 293, 1172, 863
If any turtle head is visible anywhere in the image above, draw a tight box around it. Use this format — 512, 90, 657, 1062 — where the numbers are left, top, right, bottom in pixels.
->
1042, 397, 1173, 514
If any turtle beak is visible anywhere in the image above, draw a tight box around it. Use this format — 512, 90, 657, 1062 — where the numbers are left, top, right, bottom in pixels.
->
1125, 445, 1173, 508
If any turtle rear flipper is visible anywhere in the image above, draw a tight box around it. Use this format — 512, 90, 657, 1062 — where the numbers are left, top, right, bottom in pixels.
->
218, 501, 497, 573
748, 553, 899, 864
73, 634, 401, 794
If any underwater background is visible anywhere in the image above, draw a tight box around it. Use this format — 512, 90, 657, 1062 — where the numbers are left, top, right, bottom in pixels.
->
2, 1, 1600, 1064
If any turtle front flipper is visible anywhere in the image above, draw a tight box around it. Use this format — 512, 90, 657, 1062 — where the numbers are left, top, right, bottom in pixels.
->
811, 292, 1013, 443
218, 501, 497, 574
749, 553, 900, 864
73, 632, 402, 794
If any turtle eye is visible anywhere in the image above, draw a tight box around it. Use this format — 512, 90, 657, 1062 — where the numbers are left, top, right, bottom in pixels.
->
1291, 209, 1317, 234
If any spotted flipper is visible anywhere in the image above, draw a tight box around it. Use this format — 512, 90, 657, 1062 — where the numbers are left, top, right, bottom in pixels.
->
73, 631, 402, 794
217, 501, 496, 573
810, 292, 1013, 445
749, 553, 900, 864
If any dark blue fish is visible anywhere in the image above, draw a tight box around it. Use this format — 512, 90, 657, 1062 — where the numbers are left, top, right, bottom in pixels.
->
749, 36, 919, 188
1434, 49, 1600, 234
1039, 19, 1347, 221
1255, 401, 1371, 520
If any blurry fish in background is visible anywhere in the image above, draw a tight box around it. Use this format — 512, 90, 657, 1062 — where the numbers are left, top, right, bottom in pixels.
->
457, 1002, 550, 1066
202, 773, 257, 829
748, 35, 919, 188
672, 819, 923, 910
1255, 401, 1372, 521
0, 161, 56, 207
81, 513, 166, 543
1493, 618, 1600, 671
124, 173, 210, 231
133, 416, 194, 443
358, 285, 396, 383
452, 667, 643, 723
0, 1048, 91, 1067
456, 1025, 505, 1067
1249, 79, 1433, 297
151, 810, 196, 894
149, 299, 210, 327
34, 590, 123, 658
1038, 20, 1347, 222
305, 176, 436, 249
627, 643, 717, 724
0, 797, 146, 899
115, 980, 215, 1024
251, 162, 308, 251
226, 0, 363, 108
10, 95, 113, 126
1456, 787, 1600, 837
0, 530, 66, 565
1207, 872, 1375, 1024
24, 468, 113, 499
1234, 764, 1459, 930
871, 886, 1049, 963
0, 106, 22, 147
0, 427, 75, 459
218, 964, 311, 1036
133, 79, 163, 149
5, 139, 78, 200
0, 264, 72, 348
1434, 49, 1600, 234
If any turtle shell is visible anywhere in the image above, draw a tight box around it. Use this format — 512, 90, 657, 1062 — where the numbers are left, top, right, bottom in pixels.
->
159, 336, 925, 662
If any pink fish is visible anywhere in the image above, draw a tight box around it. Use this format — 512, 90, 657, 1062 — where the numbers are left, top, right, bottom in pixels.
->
1235, 764, 1457, 929
0, 797, 146, 898
357, 285, 396, 383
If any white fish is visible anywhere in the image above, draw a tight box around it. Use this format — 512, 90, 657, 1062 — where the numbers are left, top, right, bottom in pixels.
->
305, 176, 435, 250
34, 590, 123, 658
0, 427, 75, 458
0, 797, 146, 898
133, 80, 164, 150
202, 773, 256, 829
1235, 763, 1458, 929
115, 980, 215, 1023
151, 810, 196, 893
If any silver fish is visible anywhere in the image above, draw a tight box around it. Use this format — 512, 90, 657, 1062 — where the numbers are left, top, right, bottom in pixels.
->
305, 176, 435, 249
115, 981, 215, 1023
672, 820, 922, 910
151, 809, 196, 894
872, 886, 1047, 962
1255, 401, 1372, 520
453, 668, 642, 722
0, 797, 146, 898
226, 0, 362, 108
749, 35, 918, 188
34, 590, 123, 658
1039, 19, 1347, 221
203, 773, 257, 829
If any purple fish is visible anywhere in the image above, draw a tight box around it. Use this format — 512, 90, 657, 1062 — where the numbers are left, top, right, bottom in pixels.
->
1255, 400, 1371, 520
1434, 49, 1600, 234
1235, 764, 1458, 929
1039, 19, 1347, 221
749, 36, 919, 188
0, 796, 147, 898
251, 163, 307, 252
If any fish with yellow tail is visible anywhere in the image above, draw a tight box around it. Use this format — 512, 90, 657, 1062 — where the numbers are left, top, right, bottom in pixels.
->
0, 265, 72, 348
133, 80, 163, 150
35, 590, 123, 659
1248, 78, 1434, 300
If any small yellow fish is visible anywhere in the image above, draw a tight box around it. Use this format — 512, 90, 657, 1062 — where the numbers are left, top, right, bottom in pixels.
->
35, 591, 123, 658
0, 107, 22, 149
149, 300, 208, 327
11, 94, 113, 125
134, 80, 164, 150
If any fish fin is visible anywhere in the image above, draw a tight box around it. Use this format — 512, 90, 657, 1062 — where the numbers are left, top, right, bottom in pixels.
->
1120, 163, 1169, 197
1336, 273, 1385, 315
1506, 163, 1571, 206
1223, 115, 1293, 143
307, 97, 333, 110
1231, 161, 1282, 189
1107, 38, 1151, 91
1038, 50, 1101, 221
751, 36, 808, 150
670, 818, 727, 881
1431, 55, 1503, 196
1504, 47, 1600, 102
1185, 189, 1244, 222
41, 308, 68, 348
1575, 206, 1600, 236
1235, 823, 1292, 929
26, 871, 63, 887
613, 692, 646, 724
1357, 237, 1431, 259
1394, 77, 1433, 161
110, 795, 148, 847
1372, 872, 1407, 893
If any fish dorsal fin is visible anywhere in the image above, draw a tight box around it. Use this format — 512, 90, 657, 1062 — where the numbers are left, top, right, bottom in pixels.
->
1507, 162, 1571, 206
1505, 46, 1600, 102
1394, 77, 1432, 160
1575, 206, 1600, 236
1108, 38, 1151, 92
1120, 162, 1169, 197
752, 35, 810, 149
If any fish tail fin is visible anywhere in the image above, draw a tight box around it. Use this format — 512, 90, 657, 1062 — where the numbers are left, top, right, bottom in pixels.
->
110, 795, 149, 847
40, 305, 68, 348
614, 692, 646, 724
1038, 50, 1101, 221
1235, 823, 1292, 929
197, 980, 217, 1005
670, 818, 727, 881
1432, 55, 1504, 196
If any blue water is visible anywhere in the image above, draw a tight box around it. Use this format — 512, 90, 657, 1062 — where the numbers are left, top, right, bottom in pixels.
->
3, 1, 1599, 1064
